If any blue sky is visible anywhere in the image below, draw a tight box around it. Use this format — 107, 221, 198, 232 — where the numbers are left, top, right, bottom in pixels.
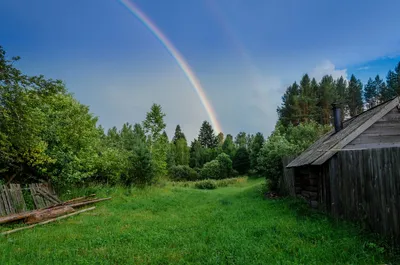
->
2, 0, 400, 140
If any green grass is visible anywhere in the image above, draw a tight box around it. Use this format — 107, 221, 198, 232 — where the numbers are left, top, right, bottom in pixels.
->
0, 178, 398, 264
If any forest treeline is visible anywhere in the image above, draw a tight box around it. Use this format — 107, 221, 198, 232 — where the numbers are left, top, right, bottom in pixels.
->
1, 45, 400, 191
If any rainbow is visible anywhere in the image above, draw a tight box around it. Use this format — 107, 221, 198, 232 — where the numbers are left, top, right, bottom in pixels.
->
119, 0, 222, 133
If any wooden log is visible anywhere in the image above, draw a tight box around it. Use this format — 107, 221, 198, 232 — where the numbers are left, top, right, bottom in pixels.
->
67, 197, 111, 208
0, 197, 111, 225
25, 206, 75, 224
1, 207, 96, 236
64, 194, 96, 204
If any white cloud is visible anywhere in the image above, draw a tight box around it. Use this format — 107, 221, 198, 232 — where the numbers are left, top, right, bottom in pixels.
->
356, 66, 370, 71
309, 60, 348, 81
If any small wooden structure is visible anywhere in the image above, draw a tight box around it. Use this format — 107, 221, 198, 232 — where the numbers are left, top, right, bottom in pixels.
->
0, 183, 61, 216
285, 97, 400, 243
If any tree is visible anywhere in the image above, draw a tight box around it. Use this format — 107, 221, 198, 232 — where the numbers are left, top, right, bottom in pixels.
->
222, 134, 236, 159
250, 132, 264, 171
216, 153, 233, 179
123, 140, 154, 186
277, 82, 300, 126
198, 121, 218, 148
335, 76, 348, 120
152, 131, 169, 178
347, 75, 364, 117
233, 147, 250, 175
235, 132, 247, 149
172, 125, 186, 144
385, 70, 398, 100
143, 103, 166, 143
364, 78, 378, 109
175, 138, 189, 166
189, 139, 203, 168
217, 132, 224, 146
317, 75, 335, 125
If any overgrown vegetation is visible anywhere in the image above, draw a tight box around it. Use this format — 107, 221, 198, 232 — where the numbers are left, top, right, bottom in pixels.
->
0, 179, 398, 264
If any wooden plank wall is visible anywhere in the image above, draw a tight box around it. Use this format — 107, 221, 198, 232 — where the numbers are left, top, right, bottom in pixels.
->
327, 147, 400, 244
280, 156, 297, 196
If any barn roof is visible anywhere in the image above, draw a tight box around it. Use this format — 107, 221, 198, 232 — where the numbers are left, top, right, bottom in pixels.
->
286, 96, 400, 168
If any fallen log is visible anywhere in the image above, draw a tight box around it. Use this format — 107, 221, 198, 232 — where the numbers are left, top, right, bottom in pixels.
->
25, 206, 75, 224
64, 194, 96, 204
0, 197, 110, 225
1, 207, 96, 236
67, 197, 111, 208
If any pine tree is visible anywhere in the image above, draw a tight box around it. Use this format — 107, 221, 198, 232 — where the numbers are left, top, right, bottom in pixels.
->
335, 76, 348, 120
347, 75, 364, 117
198, 121, 218, 148
277, 82, 300, 126
233, 147, 250, 175
364, 78, 378, 109
249, 132, 264, 171
172, 125, 186, 144
143, 104, 166, 143
376, 74, 391, 102
318, 75, 335, 125
298, 74, 312, 122
385, 70, 398, 100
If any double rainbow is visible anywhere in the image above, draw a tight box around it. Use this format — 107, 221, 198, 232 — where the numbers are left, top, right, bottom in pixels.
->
119, 0, 222, 133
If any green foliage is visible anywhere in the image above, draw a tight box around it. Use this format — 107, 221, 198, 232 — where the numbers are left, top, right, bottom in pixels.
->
222, 134, 236, 159
216, 152, 233, 179
172, 124, 186, 144
194, 179, 217, 189
151, 132, 168, 178
249, 132, 264, 171
235, 132, 247, 148
198, 121, 218, 148
123, 141, 154, 186
348, 74, 364, 117
233, 147, 251, 175
169, 165, 199, 181
257, 121, 329, 191
174, 138, 189, 166
200, 160, 221, 180
143, 103, 166, 143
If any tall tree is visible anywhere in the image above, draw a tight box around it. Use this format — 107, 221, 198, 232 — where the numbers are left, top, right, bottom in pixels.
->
189, 139, 203, 168
277, 82, 300, 126
298, 74, 312, 122
385, 70, 398, 100
143, 103, 166, 143
335, 76, 348, 120
364, 78, 378, 109
235, 132, 247, 149
175, 138, 189, 166
198, 121, 218, 148
309, 78, 320, 121
222, 134, 236, 159
233, 147, 250, 175
172, 125, 186, 144
249, 132, 264, 171
317, 75, 335, 125
217, 132, 224, 147
347, 75, 364, 117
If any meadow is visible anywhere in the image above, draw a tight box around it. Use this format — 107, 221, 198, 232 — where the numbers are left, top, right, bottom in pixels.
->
0, 177, 398, 265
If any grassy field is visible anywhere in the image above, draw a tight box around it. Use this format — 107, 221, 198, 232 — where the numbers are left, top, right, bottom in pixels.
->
0, 177, 398, 264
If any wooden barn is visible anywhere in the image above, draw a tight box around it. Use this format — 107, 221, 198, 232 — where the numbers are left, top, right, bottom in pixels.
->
285, 97, 400, 242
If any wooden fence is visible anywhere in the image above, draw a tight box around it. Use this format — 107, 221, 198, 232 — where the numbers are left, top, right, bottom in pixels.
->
0, 183, 61, 217
325, 148, 400, 243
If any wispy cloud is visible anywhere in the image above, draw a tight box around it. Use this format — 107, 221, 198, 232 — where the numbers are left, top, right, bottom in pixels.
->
356, 66, 370, 71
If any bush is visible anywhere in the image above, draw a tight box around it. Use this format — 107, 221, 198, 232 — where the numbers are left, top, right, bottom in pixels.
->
169, 165, 199, 181
200, 160, 220, 179
216, 153, 233, 179
194, 179, 217, 189
231, 169, 239, 178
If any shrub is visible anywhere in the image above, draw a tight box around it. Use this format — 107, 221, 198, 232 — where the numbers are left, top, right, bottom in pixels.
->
200, 160, 220, 179
169, 165, 199, 181
231, 169, 239, 178
216, 153, 233, 179
194, 179, 217, 189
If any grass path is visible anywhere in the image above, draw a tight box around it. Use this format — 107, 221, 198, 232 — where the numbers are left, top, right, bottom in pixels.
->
0, 178, 397, 264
